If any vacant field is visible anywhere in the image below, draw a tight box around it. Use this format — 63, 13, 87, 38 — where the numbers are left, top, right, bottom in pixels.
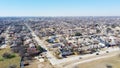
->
0, 47, 20, 68
78, 54, 120, 68
25, 59, 53, 68
25, 60, 38, 68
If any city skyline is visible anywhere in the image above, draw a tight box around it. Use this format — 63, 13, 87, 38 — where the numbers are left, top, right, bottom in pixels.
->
0, 0, 120, 16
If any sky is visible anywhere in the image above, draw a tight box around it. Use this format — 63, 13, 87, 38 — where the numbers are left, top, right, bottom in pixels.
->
0, 0, 120, 16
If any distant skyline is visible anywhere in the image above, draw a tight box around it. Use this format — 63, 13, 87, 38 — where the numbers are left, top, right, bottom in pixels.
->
0, 0, 120, 16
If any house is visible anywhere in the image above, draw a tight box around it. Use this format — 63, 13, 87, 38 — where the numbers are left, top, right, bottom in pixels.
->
98, 42, 105, 48
60, 49, 73, 57
109, 36, 116, 46
24, 38, 32, 45
29, 43, 35, 48
51, 43, 63, 48
27, 48, 39, 56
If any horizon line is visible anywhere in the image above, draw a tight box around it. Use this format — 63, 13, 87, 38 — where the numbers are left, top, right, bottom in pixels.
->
0, 16, 120, 17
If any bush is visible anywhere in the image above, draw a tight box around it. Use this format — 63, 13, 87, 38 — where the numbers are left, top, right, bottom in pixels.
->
8, 64, 17, 68
36, 46, 46, 52
24, 61, 29, 66
0, 57, 4, 61
96, 53, 99, 55
2, 52, 16, 59
75, 32, 82, 36
46, 39, 49, 42
106, 64, 113, 68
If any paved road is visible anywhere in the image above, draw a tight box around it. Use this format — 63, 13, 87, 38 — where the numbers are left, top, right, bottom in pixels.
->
24, 23, 58, 65
64, 47, 120, 68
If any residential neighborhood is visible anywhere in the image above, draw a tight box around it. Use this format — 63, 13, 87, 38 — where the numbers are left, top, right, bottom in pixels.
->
0, 17, 120, 68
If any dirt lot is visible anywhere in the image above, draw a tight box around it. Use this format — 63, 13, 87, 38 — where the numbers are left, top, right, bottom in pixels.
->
25, 59, 54, 68
78, 54, 120, 68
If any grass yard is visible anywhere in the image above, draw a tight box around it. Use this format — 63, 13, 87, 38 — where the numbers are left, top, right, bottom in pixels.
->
0, 47, 20, 68
78, 53, 120, 68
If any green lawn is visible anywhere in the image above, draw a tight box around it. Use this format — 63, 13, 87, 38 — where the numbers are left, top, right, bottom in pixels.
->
0, 47, 20, 68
